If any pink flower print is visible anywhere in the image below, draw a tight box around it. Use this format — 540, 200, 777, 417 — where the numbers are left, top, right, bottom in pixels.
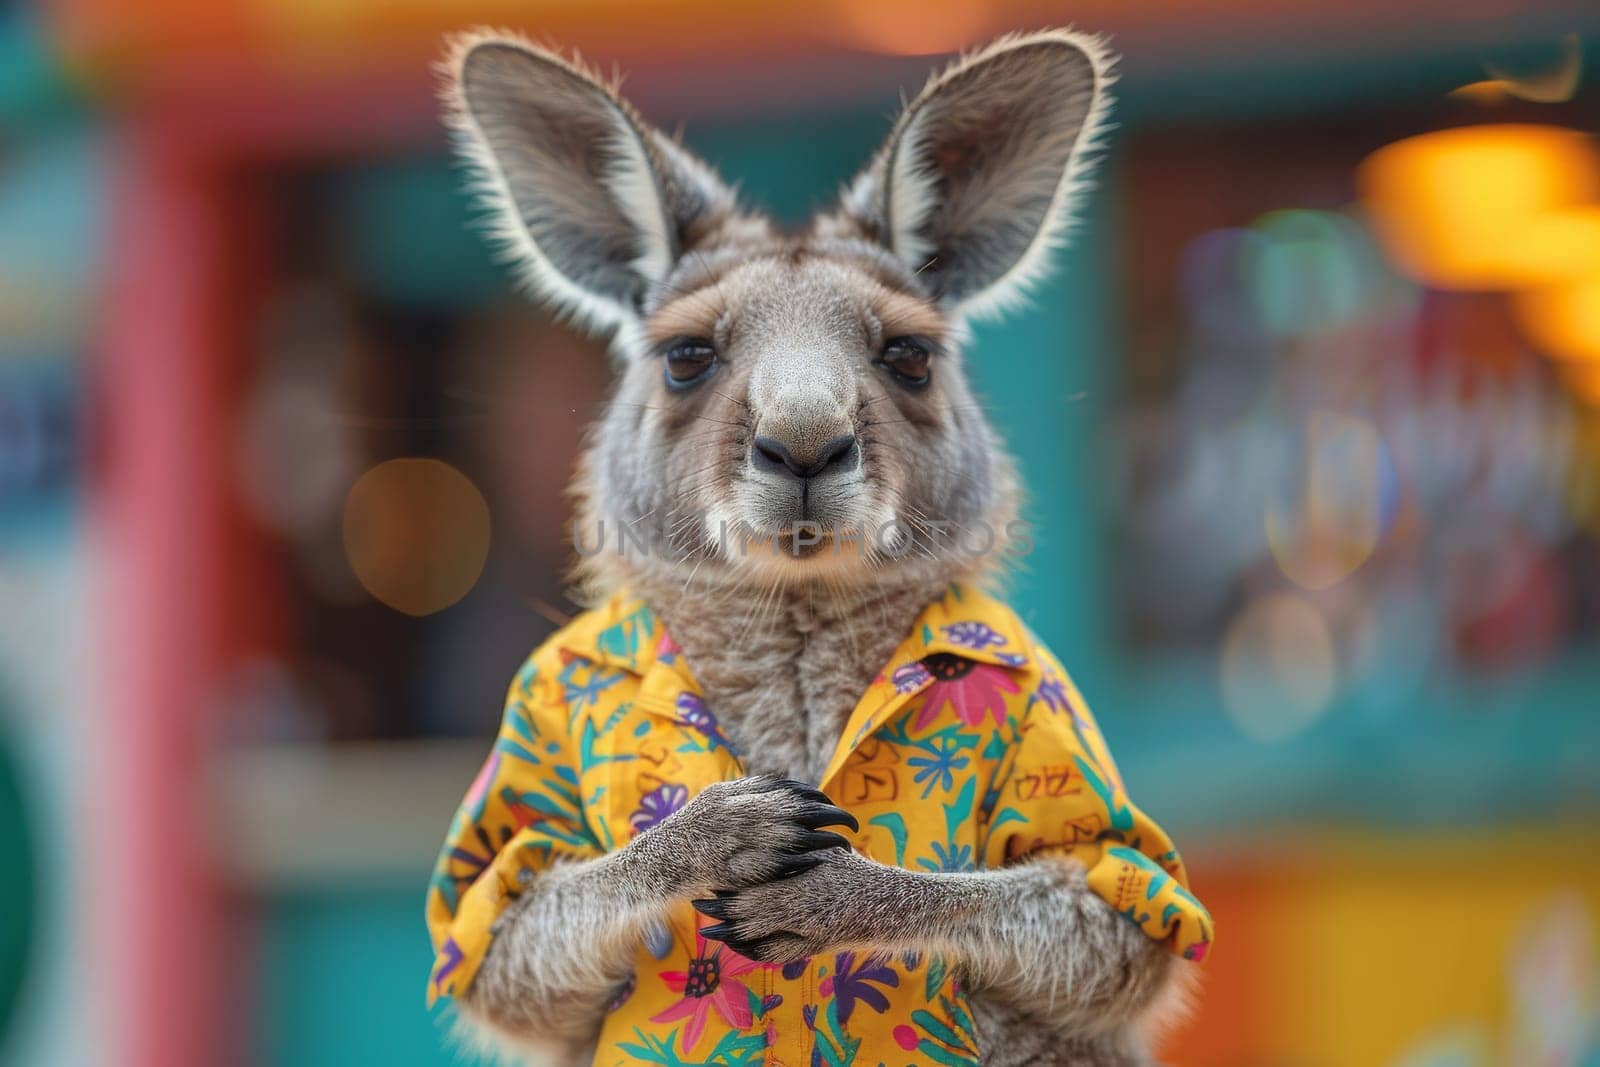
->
649, 922, 772, 1051
912, 654, 1020, 730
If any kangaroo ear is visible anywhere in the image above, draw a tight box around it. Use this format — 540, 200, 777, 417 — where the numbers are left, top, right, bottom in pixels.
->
843, 30, 1116, 319
443, 32, 737, 335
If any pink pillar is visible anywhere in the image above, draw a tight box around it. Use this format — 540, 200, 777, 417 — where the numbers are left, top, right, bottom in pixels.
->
85, 65, 439, 1066
93, 131, 234, 1067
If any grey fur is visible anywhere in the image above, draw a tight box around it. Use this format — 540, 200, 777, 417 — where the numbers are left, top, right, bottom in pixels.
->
442, 26, 1183, 1067
841, 35, 1110, 312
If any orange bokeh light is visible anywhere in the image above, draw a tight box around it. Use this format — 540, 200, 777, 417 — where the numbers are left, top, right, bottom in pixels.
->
342, 458, 492, 617
1515, 274, 1600, 364
1557, 361, 1600, 405
829, 0, 994, 55
1359, 125, 1600, 290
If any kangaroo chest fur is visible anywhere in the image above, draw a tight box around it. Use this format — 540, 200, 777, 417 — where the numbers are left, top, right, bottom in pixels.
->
637, 576, 948, 781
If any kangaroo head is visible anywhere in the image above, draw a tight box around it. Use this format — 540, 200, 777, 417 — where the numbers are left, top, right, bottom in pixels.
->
443, 29, 1115, 591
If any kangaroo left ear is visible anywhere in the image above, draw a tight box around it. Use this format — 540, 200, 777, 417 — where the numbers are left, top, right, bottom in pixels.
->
841, 30, 1116, 320
442, 30, 739, 338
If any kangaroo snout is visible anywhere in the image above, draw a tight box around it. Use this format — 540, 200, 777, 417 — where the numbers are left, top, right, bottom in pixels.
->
751, 433, 858, 480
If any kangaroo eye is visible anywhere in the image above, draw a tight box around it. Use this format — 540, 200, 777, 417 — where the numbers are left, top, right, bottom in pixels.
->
877, 336, 932, 389
663, 338, 718, 390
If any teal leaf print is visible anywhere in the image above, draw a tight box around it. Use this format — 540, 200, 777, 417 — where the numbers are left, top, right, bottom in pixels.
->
558, 658, 626, 712
704, 1026, 768, 1067
986, 806, 1027, 833
943, 776, 976, 840
909, 1002, 979, 1066
924, 954, 948, 1001
578, 718, 635, 770
599, 698, 633, 735
868, 812, 909, 867
1107, 846, 1208, 915
944, 995, 975, 1044
1075, 754, 1134, 833
814, 998, 863, 1067
981, 730, 1008, 760
916, 840, 974, 872
596, 604, 655, 665
617, 1026, 691, 1066
977, 804, 1029, 860
512, 659, 538, 696
492, 706, 543, 764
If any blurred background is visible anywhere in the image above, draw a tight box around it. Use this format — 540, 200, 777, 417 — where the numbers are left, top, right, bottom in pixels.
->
3, 0, 1600, 1064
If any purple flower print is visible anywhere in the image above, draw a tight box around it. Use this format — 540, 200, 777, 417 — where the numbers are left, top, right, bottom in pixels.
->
818, 951, 899, 1024
629, 783, 689, 836
675, 693, 730, 750
941, 621, 1006, 651
1033, 668, 1092, 732
431, 937, 465, 995
1034, 672, 1069, 713
891, 661, 933, 693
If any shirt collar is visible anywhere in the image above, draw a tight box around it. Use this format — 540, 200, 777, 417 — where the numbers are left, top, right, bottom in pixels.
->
885, 583, 1034, 672
554, 593, 700, 726
553, 584, 1034, 766
817, 584, 1032, 786
554, 594, 668, 675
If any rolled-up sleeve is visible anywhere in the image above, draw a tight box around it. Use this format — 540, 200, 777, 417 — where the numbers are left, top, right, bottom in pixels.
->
425, 650, 603, 1003
981, 645, 1214, 963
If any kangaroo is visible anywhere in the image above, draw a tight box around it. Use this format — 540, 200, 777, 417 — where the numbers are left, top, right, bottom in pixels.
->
428, 27, 1207, 1067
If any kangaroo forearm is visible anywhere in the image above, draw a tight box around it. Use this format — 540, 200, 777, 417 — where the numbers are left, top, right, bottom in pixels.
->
461, 843, 673, 1046
834, 854, 1175, 1032
924, 856, 1174, 1030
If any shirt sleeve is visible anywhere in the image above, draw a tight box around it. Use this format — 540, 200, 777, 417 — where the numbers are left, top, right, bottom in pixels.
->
980, 642, 1214, 963
425, 649, 604, 1003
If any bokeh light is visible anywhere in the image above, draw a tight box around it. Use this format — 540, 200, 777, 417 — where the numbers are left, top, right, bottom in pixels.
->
1265, 413, 1391, 591
1243, 210, 1376, 338
829, 0, 993, 56
1557, 362, 1600, 405
1359, 125, 1600, 289
1515, 273, 1600, 363
1219, 592, 1338, 743
342, 458, 491, 617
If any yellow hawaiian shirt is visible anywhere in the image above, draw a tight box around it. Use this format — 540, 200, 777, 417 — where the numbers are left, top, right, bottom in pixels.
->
426, 584, 1212, 1066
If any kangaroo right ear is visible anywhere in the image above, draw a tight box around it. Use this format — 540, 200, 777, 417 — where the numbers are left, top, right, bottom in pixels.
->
443, 32, 737, 336
840, 30, 1116, 321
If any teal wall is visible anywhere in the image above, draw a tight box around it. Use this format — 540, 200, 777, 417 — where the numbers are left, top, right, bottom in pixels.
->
258, 889, 450, 1067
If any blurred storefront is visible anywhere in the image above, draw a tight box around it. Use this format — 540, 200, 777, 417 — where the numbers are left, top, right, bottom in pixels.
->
2, 1, 1599, 1065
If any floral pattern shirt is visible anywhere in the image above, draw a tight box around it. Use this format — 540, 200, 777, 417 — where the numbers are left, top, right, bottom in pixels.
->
426, 585, 1212, 1066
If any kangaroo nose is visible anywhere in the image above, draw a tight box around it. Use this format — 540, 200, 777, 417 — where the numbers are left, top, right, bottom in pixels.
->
752, 434, 858, 479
